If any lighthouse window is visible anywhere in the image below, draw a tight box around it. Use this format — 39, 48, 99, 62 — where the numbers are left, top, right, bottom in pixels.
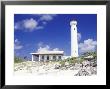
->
74, 28, 75, 30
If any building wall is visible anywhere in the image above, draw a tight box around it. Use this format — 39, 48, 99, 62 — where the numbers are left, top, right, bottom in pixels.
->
32, 54, 63, 61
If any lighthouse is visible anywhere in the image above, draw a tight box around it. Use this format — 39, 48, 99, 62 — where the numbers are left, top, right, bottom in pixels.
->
70, 20, 78, 57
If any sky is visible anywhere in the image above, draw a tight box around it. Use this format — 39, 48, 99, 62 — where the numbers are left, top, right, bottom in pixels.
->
14, 14, 97, 60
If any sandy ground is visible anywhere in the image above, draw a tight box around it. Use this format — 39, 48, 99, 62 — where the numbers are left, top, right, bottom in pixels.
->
14, 69, 79, 76
14, 61, 78, 76
14, 61, 96, 76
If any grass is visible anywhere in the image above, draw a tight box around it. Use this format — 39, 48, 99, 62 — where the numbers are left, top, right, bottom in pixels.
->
14, 56, 24, 63
58, 57, 80, 67
59, 60, 65, 67
58, 56, 88, 67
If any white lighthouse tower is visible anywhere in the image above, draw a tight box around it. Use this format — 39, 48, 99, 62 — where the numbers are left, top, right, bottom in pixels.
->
70, 20, 78, 57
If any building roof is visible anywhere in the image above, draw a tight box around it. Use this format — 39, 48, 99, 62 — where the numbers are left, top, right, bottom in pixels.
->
30, 51, 64, 55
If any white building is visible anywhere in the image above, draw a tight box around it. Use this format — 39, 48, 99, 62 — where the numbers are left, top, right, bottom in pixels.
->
70, 20, 79, 57
30, 51, 64, 61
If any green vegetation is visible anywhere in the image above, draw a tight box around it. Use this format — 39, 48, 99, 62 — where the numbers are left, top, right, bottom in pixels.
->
78, 58, 84, 63
92, 51, 97, 59
81, 51, 97, 59
59, 60, 65, 67
58, 51, 97, 67
67, 57, 78, 64
59, 57, 79, 67
14, 56, 24, 63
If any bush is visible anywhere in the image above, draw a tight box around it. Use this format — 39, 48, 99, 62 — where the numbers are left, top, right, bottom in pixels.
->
59, 57, 79, 66
14, 56, 23, 63
81, 51, 97, 59
59, 60, 65, 67
78, 58, 84, 63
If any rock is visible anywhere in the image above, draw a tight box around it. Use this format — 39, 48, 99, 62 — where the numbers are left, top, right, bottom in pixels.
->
90, 59, 97, 67
65, 62, 69, 66
90, 67, 97, 75
74, 63, 82, 70
54, 63, 61, 69
82, 60, 90, 67
54, 65, 60, 69
74, 60, 97, 76
74, 65, 97, 76
69, 66, 74, 70
74, 69, 91, 76
60, 67, 67, 70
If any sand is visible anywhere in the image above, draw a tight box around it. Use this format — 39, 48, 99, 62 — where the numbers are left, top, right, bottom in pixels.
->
14, 61, 96, 76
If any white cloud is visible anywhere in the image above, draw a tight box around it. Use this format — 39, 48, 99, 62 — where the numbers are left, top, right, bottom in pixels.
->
42, 21, 47, 25
14, 39, 23, 50
37, 42, 60, 52
39, 14, 57, 21
53, 48, 60, 51
35, 26, 44, 30
77, 33, 81, 41
14, 18, 43, 31
37, 45, 50, 52
79, 39, 97, 53
37, 42, 44, 47
23, 18, 38, 30
15, 15, 57, 32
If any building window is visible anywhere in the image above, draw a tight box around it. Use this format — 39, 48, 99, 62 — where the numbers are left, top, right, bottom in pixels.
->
53, 56, 56, 60
36, 55, 39, 58
58, 56, 61, 59
42, 55, 44, 59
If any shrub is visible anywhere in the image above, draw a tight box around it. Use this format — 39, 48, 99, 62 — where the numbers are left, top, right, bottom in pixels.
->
59, 57, 79, 66
14, 56, 23, 63
78, 58, 84, 63
59, 60, 65, 67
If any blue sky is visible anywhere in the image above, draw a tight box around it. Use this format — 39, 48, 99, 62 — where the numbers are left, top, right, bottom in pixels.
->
14, 14, 97, 59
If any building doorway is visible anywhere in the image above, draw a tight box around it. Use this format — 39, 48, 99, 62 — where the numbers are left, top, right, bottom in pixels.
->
47, 55, 49, 60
